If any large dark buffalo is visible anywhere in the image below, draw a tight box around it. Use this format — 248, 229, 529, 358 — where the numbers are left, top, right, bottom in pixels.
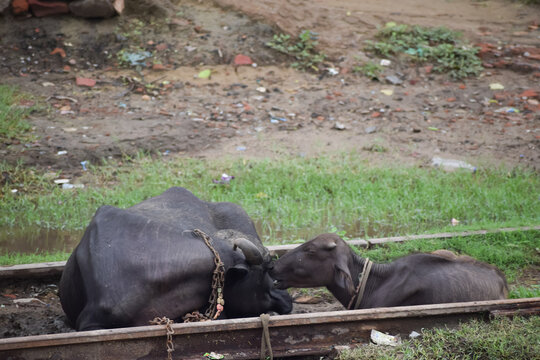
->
59, 187, 292, 330
270, 233, 508, 310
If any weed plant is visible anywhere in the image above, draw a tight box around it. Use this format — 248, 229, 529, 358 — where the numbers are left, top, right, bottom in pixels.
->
0, 85, 34, 140
266, 30, 326, 72
365, 23, 483, 79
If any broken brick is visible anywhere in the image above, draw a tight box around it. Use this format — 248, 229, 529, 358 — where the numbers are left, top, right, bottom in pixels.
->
234, 54, 253, 66
76, 77, 96, 87
50, 47, 66, 58
519, 89, 538, 99
12, 0, 29, 15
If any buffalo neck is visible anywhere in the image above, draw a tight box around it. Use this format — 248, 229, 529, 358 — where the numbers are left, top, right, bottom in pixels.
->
327, 250, 389, 309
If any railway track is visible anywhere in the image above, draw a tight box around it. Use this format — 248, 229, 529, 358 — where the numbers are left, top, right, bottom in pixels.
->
1, 226, 538, 359
0, 298, 538, 359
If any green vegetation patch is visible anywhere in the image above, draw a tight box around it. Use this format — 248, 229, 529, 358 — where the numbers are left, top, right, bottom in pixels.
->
337, 316, 539, 360
0, 85, 35, 141
266, 30, 326, 72
366, 23, 483, 79
1, 155, 539, 240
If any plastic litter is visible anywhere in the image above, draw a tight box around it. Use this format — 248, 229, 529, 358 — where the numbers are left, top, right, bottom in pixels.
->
380, 59, 391, 66
81, 161, 88, 171
236, 146, 246, 151
204, 352, 224, 360
54, 179, 70, 184
197, 69, 212, 79
489, 83, 504, 90
57, 150, 68, 155
451, 218, 460, 226
380, 89, 393, 96
409, 331, 421, 339
495, 107, 519, 113
432, 157, 476, 172
370, 329, 401, 346
121, 51, 152, 67
13, 298, 48, 305
62, 183, 85, 190
327, 68, 339, 76
213, 173, 234, 185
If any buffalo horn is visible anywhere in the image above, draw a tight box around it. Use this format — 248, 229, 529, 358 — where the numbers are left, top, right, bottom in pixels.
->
233, 238, 264, 265
324, 241, 337, 250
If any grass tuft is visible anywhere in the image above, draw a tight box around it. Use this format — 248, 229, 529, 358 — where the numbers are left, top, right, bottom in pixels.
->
365, 23, 483, 79
0, 85, 35, 141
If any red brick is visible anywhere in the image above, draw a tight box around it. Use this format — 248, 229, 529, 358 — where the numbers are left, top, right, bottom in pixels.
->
76, 77, 96, 88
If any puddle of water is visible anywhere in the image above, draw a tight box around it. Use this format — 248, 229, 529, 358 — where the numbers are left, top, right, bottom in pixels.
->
0, 227, 83, 254
0, 218, 410, 255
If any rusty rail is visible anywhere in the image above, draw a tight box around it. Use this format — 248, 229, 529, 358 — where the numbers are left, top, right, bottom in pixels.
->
0, 298, 538, 359
1, 226, 538, 279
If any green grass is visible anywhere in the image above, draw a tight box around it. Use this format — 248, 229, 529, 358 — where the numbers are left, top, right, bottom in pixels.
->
336, 316, 539, 360
2, 154, 539, 240
0, 251, 68, 265
365, 23, 483, 79
0, 85, 35, 140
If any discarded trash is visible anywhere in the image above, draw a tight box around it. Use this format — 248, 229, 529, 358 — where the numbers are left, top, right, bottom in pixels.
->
451, 218, 460, 226
495, 107, 519, 113
236, 146, 246, 151
380, 89, 393, 96
56, 150, 68, 155
54, 179, 70, 184
213, 173, 234, 185
370, 329, 401, 346
428, 127, 439, 131
432, 157, 476, 172
409, 331, 421, 339
204, 352, 224, 360
270, 116, 287, 123
13, 298, 48, 305
380, 59, 391, 66
197, 69, 212, 79
489, 83, 504, 90
120, 50, 152, 67
80, 161, 88, 171
42, 82, 55, 87
62, 183, 85, 190
327, 68, 339, 76
11, 189, 18, 194
256, 87, 267, 93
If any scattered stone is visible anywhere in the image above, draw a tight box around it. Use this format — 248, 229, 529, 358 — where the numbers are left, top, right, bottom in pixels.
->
385, 75, 403, 85
333, 122, 346, 130
365, 126, 377, 134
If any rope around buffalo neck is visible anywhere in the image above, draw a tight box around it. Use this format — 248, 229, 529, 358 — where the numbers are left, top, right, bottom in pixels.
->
347, 258, 373, 310
183, 229, 226, 322
260, 313, 273, 360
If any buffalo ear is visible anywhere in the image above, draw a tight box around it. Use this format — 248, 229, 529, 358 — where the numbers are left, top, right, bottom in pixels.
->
226, 263, 249, 281
334, 261, 354, 294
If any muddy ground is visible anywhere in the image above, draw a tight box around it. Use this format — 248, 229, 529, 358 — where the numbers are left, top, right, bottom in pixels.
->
0, 0, 539, 340
0, 0, 539, 177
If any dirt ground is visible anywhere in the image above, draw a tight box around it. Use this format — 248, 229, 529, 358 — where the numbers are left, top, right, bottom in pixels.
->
0, 0, 539, 340
0, 0, 539, 179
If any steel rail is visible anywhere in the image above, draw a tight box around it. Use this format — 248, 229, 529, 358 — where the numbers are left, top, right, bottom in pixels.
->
1, 226, 538, 279
0, 298, 538, 359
